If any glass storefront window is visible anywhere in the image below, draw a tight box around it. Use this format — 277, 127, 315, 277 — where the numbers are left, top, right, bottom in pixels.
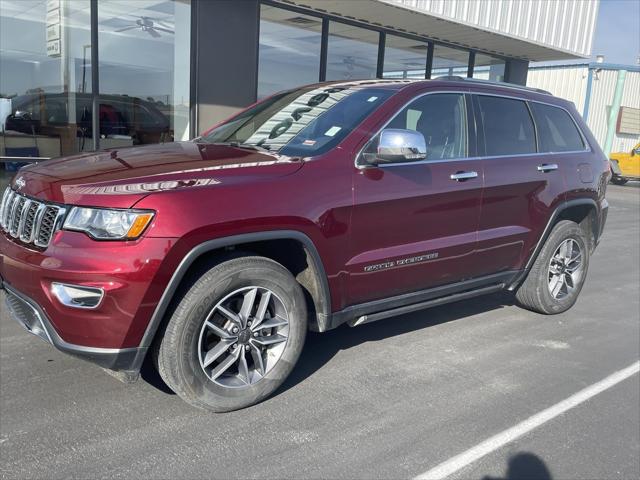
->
1, 0, 92, 168
473, 53, 506, 82
98, 0, 190, 148
383, 35, 427, 79
326, 22, 379, 81
258, 6, 322, 99
431, 44, 469, 78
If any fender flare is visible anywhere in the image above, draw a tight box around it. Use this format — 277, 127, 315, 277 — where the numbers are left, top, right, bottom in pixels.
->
508, 198, 600, 290
138, 230, 332, 349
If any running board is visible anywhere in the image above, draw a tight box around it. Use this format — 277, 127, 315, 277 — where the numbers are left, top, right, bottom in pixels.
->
348, 284, 505, 327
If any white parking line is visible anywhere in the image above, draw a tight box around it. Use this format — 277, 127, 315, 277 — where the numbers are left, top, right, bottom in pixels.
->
415, 361, 640, 480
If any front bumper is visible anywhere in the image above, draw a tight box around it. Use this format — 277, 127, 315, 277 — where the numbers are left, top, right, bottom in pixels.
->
2, 280, 147, 373
0, 230, 177, 348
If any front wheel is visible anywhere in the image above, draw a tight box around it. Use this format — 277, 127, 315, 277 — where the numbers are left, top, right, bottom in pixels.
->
515, 220, 590, 314
156, 255, 307, 412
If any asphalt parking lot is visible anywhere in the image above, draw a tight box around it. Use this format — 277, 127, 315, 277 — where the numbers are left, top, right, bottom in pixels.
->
1, 184, 639, 479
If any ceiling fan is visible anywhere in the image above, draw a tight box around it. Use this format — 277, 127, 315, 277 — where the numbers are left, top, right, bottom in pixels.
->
329, 56, 374, 71
115, 16, 174, 38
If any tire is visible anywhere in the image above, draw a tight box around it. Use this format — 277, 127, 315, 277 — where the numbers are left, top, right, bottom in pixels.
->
610, 176, 628, 186
156, 255, 307, 412
515, 220, 590, 315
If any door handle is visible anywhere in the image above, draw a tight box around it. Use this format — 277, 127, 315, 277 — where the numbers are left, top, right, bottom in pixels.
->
450, 171, 478, 181
537, 163, 559, 172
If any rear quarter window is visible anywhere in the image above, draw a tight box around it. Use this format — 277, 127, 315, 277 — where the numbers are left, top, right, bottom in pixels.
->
530, 102, 585, 152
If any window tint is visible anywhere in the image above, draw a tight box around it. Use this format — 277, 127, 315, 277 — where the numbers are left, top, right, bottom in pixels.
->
477, 96, 536, 156
387, 93, 467, 160
530, 103, 585, 152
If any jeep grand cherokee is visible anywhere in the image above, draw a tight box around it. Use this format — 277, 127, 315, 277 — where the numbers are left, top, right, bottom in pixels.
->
0, 78, 609, 412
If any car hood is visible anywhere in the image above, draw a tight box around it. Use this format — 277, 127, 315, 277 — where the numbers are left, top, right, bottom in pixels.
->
10, 142, 304, 208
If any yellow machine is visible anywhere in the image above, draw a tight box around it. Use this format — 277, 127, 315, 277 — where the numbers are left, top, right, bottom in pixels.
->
610, 142, 640, 185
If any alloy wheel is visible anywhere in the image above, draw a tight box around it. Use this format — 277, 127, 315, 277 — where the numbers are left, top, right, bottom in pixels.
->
197, 286, 289, 388
548, 238, 583, 300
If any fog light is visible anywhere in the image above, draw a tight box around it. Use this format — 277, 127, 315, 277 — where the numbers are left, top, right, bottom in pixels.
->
51, 283, 104, 309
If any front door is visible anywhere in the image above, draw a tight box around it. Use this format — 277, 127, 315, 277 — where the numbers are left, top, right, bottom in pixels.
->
347, 92, 484, 306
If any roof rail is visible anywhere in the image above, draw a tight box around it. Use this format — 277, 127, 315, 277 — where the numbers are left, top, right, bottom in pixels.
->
434, 76, 552, 96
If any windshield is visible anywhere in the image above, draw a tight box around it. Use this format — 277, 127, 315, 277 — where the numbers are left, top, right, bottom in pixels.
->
201, 85, 394, 157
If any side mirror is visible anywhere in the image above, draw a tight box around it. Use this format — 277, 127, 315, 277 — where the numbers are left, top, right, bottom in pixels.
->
371, 129, 427, 164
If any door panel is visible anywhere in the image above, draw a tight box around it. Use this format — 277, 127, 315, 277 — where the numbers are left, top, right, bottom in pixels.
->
347, 92, 484, 306
477, 156, 565, 275
349, 161, 483, 304
474, 94, 566, 276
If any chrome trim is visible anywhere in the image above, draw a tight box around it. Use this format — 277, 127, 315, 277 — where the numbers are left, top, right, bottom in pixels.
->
0, 189, 64, 248
30, 203, 48, 245
9, 195, 25, 237
3, 282, 140, 357
0, 187, 11, 222
34, 206, 65, 248
537, 163, 559, 172
450, 171, 478, 181
20, 202, 42, 243
354, 89, 591, 170
16, 199, 32, 239
51, 282, 105, 310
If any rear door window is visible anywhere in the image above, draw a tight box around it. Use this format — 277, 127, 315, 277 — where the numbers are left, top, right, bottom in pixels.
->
477, 95, 536, 156
530, 102, 585, 152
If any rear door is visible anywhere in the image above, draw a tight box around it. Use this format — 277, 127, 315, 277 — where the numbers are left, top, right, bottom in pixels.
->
474, 93, 567, 276
348, 91, 484, 305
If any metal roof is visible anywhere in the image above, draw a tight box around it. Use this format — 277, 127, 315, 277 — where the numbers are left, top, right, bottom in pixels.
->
530, 63, 640, 73
277, 0, 599, 61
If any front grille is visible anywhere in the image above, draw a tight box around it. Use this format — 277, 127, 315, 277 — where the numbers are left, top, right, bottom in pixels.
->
0, 187, 65, 248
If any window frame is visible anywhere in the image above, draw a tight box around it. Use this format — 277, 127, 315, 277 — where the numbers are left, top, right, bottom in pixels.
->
528, 101, 588, 153
356, 90, 592, 169
471, 92, 591, 159
474, 94, 538, 157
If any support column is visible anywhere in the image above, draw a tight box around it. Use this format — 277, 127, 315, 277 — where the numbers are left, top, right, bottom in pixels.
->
603, 69, 627, 156
505, 59, 529, 85
192, 0, 260, 135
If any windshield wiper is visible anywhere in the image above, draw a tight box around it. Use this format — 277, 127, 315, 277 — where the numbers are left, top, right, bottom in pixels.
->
206, 141, 272, 152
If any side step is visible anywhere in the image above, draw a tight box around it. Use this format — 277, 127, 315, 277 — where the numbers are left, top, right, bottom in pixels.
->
348, 284, 505, 327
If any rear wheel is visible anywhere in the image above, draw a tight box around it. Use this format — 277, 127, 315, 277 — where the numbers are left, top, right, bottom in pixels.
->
157, 255, 307, 412
515, 220, 589, 314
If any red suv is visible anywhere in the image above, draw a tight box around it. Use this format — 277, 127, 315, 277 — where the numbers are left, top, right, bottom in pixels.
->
1, 78, 609, 412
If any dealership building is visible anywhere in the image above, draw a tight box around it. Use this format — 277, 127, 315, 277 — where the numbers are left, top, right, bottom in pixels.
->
0, 0, 600, 162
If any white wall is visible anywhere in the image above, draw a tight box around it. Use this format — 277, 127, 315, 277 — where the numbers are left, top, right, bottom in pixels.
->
527, 65, 640, 153
384, 0, 599, 57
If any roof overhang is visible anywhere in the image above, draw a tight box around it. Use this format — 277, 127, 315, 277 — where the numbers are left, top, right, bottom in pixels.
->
275, 0, 588, 62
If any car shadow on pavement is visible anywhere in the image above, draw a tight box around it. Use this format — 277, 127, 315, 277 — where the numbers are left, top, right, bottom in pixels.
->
483, 451, 553, 480
139, 291, 515, 397
275, 290, 515, 397
140, 355, 175, 395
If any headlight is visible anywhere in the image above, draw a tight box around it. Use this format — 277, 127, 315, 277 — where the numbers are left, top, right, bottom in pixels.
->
63, 207, 154, 240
